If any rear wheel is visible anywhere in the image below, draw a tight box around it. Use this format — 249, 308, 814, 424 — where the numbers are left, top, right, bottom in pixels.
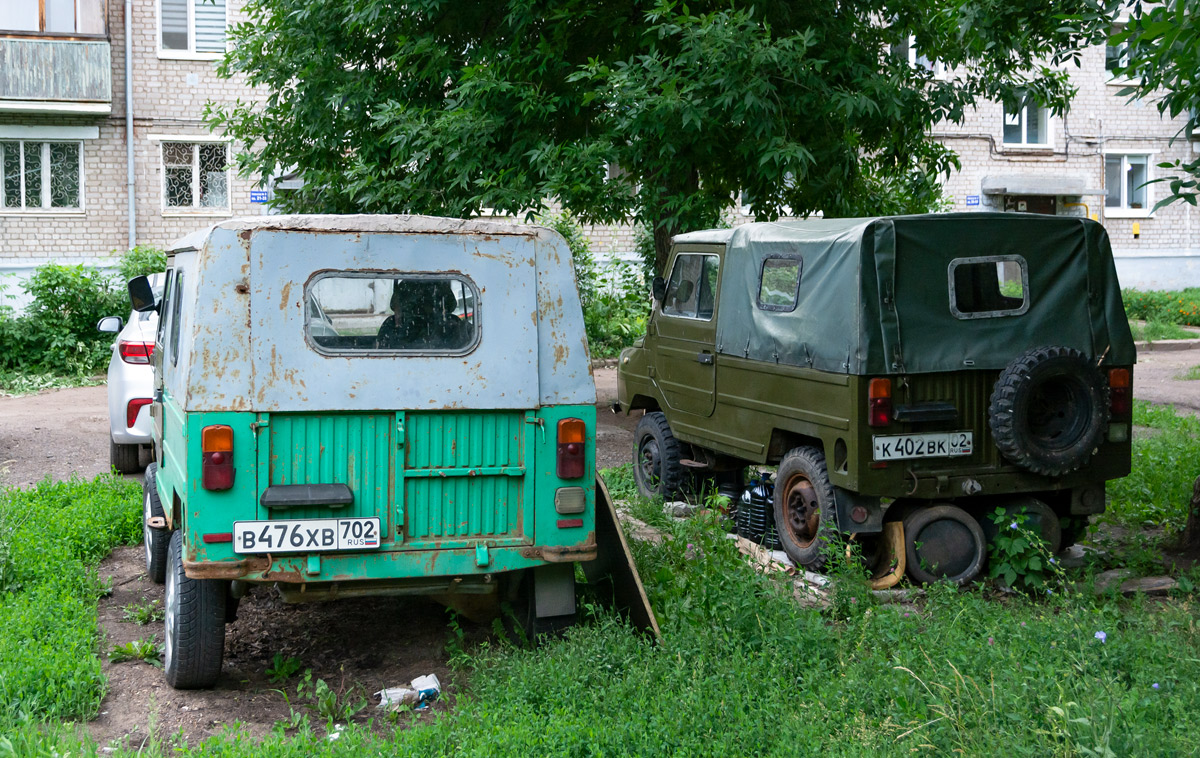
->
903, 504, 987, 586
143, 463, 170, 584
632, 412, 684, 500
164, 530, 227, 689
774, 447, 837, 570
110, 439, 141, 474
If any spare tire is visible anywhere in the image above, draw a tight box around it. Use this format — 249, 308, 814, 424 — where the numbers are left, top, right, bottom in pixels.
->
988, 346, 1108, 476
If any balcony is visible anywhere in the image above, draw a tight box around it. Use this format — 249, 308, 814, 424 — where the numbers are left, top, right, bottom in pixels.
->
0, 0, 112, 115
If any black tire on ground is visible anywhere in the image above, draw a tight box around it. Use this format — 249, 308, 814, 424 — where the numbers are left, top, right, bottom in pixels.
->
110, 438, 142, 474
975, 497, 1063, 554
143, 463, 170, 584
773, 446, 837, 570
988, 345, 1109, 477
632, 412, 684, 500
506, 569, 576, 645
164, 530, 227, 689
903, 504, 987, 586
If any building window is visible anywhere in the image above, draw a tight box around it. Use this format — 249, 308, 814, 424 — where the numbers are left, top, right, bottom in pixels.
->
0, 0, 106, 35
1003, 101, 1050, 146
159, 0, 226, 55
162, 142, 229, 210
1105, 154, 1151, 212
0, 141, 82, 210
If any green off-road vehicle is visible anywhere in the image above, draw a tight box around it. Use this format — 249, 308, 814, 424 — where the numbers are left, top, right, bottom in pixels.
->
618, 213, 1134, 585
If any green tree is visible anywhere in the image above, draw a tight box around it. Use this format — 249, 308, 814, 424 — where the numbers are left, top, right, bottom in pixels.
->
208, 0, 1110, 273
1099, 0, 1199, 208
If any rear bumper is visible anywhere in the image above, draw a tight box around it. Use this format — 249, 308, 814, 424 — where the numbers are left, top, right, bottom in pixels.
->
184, 534, 597, 582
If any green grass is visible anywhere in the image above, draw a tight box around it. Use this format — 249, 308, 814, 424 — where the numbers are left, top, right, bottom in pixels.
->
1128, 320, 1199, 342
1106, 401, 1200, 532
0, 475, 141, 726
1177, 365, 1200, 381
1124, 287, 1200, 327
0, 371, 103, 397
6, 471, 1200, 755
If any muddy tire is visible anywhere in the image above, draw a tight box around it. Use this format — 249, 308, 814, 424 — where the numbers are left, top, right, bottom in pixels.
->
632, 412, 684, 500
988, 346, 1108, 476
143, 464, 170, 584
903, 504, 987, 585
164, 530, 226, 689
111, 439, 141, 474
774, 446, 837, 570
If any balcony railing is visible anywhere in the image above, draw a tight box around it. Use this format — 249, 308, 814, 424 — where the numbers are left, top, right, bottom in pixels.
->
0, 0, 111, 114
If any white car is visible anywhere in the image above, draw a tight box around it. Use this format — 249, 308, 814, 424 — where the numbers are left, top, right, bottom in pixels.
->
97, 273, 164, 473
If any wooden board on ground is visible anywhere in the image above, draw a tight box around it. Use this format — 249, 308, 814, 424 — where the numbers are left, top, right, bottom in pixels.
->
582, 476, 663, 639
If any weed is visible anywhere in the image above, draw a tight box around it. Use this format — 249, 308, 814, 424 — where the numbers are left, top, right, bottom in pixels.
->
120, 599, 164, 625
295, 670, 366, 724
265, 652, 303, 684
1128, 319, 1197, 342
1178, 364, 1200, 381
109, 638, 162, 667
1106, 401, 1200, 533
986, 508, 1065, 593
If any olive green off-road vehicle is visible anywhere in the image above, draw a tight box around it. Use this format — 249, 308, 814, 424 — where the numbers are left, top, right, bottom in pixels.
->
617, 213, 1134, 585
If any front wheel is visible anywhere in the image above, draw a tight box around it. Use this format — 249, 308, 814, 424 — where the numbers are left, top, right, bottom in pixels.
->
164, 530, 227, 689
632, 412, 684, 500
774, 447, 837, 570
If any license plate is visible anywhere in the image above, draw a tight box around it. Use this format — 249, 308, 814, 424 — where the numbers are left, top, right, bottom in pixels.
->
872, 432, 973, 461
232, 517, 381, 555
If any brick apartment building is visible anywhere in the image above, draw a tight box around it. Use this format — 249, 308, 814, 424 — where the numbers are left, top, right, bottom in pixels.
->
1, 4, 1196, 300
0, 0, 262, 309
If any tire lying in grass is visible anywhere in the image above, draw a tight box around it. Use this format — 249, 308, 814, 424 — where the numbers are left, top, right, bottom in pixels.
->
902, 503, 987, 586
143, 463, 170, 585
164, 530, 227, 689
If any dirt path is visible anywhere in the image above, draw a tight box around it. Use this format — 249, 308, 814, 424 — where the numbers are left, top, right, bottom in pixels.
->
1129, 345, 1200, 416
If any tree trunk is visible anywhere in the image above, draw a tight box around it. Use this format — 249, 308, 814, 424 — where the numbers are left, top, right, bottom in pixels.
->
1184, 475, 1200, 550
651, 222, 674, 278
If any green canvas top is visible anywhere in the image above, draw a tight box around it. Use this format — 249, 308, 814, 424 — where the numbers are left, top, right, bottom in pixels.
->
674, 213, 1135, 375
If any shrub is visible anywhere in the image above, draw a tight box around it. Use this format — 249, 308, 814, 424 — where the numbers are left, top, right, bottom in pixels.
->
0, 247, 166, 378
1123, 287, 1200, 327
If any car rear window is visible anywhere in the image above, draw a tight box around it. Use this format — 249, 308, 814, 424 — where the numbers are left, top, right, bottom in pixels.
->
304, 273, 479, 355
757, 255, 803, 312
948, 255, 1029, 319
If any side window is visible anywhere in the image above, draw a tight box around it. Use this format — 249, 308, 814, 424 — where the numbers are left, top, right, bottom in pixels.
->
156, 270, 174, 346
948, 256, 1029, 319
169, 271, 184, 365
757, 256, 803, 312
304, 273, 479, 355
662, 254, 719, 320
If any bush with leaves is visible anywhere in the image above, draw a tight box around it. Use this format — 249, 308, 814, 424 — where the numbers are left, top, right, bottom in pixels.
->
0, 247, 167, 378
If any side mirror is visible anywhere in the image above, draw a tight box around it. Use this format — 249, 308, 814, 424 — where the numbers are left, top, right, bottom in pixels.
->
651, 276, 666, 303
128, 275, 158, 313
96, 316, 123, 334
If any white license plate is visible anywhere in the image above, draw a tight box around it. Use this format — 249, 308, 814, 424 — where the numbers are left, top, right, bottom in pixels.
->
872, 432, 973, 461
232, 517, 381, 555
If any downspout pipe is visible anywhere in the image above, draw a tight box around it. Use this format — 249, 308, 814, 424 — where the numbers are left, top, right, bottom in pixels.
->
124, 0, 136, 249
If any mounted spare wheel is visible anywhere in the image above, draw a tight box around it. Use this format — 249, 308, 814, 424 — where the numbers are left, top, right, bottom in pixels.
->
988, 345, 1109, 477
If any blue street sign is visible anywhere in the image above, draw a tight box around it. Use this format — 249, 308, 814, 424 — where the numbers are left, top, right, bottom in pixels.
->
965, 195, 980, 207
250, 190, 268, 203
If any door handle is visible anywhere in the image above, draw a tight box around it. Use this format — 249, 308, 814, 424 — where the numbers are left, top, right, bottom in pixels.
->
696, 353, 714, 365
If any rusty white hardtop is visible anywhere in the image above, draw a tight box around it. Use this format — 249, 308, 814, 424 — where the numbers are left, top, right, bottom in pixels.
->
163, 214, 593, 413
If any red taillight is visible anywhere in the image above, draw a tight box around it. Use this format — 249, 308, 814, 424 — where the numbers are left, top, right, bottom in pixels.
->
556, 418, 586, 479
126, 398, 152, 429
201, 425, 234, 491
868, 378, 892, 428
118, 341, 154, 364
1109, 368, 1131, 418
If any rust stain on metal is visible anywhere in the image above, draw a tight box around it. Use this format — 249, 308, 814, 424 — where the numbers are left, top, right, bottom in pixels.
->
279, 281, 292, 310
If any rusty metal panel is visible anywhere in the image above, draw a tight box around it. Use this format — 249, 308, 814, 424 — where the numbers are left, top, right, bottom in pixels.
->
533, 234, 595, 406
403, 410, 527, 544
265, 413, 394, 531
0, 38, 112, 104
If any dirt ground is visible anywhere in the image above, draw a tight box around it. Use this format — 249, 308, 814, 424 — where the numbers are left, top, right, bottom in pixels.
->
2, 355, 1196, 749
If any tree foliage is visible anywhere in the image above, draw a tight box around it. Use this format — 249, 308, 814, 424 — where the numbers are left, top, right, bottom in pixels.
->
208, 0, 1111, 271
1096, 0, 1200, 209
